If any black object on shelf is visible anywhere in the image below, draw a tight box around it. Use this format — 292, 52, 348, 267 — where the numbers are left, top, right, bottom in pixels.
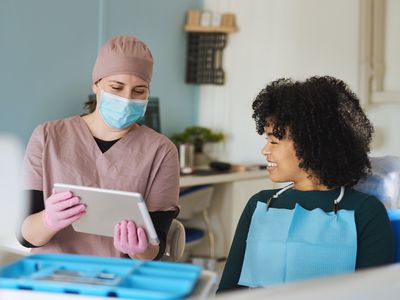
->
138, 97, 161, 133
186, 32, 227, 85
180, 169, 228, 176
209, 161, 231, 171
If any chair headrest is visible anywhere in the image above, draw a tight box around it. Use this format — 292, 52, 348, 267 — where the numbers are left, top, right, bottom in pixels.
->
354, 156, 400, 209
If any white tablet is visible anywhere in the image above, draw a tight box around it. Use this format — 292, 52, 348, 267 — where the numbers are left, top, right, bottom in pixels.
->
53, 183, 159, 244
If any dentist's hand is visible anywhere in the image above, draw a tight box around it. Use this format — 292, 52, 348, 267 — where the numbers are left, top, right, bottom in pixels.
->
42, 190, 86, 231
113, 220, 149, 256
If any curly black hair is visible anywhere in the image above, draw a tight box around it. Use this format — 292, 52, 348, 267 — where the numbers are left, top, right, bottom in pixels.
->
252, 76, 373, 188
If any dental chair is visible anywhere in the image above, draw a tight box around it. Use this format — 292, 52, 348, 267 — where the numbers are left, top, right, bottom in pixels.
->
178, 185, 216, 260
354, 156, 400, 262
162, 219, 186, 262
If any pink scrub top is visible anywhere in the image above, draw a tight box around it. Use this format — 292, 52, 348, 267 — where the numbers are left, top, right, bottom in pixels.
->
23, 116, 179, 257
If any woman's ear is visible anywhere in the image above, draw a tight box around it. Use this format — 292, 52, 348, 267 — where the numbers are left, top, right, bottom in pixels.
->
92, 82, 100, 95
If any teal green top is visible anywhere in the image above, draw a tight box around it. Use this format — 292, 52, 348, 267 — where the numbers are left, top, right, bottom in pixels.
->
218, 187, 395, 292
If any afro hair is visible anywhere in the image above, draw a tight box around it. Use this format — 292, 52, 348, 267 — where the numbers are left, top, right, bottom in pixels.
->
252, 76, 373, 188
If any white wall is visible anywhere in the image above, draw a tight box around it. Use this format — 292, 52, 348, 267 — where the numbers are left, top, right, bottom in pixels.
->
368, 0, 400, 157
199, 0, 400, 164
385, 0, 400, 90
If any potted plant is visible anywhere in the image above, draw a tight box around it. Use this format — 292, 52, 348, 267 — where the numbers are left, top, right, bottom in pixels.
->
171, 126, 224, 153
171, 126, 224, 167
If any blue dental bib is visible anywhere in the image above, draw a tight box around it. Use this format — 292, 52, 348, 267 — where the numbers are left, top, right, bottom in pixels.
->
238, 186, 357, 288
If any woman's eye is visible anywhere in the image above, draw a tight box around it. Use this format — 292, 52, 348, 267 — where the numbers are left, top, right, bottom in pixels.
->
265, 137, 278, 144
111, 86, 122, 90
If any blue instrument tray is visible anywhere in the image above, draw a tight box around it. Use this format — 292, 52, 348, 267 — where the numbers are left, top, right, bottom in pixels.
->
0, 253, 202, 299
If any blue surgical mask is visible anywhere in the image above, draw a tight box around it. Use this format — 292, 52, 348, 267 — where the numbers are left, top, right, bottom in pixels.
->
99, 90, 148, 129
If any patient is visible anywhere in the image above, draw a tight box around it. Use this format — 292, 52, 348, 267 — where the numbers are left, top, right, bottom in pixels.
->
218, 76, 395, 292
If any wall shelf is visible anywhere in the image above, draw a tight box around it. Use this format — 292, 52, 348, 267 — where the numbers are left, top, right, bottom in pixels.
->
184, 10, 238, 85
184, 25, 238, 33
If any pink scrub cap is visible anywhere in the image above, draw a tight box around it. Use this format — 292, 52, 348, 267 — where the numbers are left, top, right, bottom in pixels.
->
92, 35, 153, 84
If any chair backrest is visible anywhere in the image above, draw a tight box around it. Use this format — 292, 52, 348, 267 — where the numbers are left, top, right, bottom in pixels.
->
162, 219, 186, 262
354, 156, 400, 209
178, 185, 214, 220
387, 209, 400, 262
354, 156, 400, 262
0, 135, 30, 260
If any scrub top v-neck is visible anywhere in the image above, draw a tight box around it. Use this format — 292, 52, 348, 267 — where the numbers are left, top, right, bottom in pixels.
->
76, 116, 147, 178
23, 115, 180, 256
93, 136, 119, 153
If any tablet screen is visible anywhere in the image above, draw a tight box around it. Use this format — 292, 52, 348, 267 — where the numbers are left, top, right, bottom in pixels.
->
53, 183, 159, 244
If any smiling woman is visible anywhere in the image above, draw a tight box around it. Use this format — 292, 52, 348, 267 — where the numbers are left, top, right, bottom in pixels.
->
253, 77, 374, 188
262, 127, 305, 187
218, 76, 395, 292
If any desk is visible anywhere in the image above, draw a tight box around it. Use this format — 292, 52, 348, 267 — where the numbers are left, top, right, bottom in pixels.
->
179, 169, 275, 259
180, 169, 268, 187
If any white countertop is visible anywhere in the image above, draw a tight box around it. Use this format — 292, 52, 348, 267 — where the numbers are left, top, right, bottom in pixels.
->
179, 169, 268, 187
216, 263, 400, 300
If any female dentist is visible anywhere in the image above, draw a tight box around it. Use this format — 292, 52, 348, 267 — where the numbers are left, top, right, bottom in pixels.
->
218, 76, 395, 291
20, 36, 179, 260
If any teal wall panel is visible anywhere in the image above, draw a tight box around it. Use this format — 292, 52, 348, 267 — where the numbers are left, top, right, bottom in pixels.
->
0, 0, 98, 143
0, 0, 200, 144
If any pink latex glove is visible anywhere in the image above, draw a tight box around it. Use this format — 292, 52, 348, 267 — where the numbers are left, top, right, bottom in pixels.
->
113, 220, 149, 256
43, 190, 86, 231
